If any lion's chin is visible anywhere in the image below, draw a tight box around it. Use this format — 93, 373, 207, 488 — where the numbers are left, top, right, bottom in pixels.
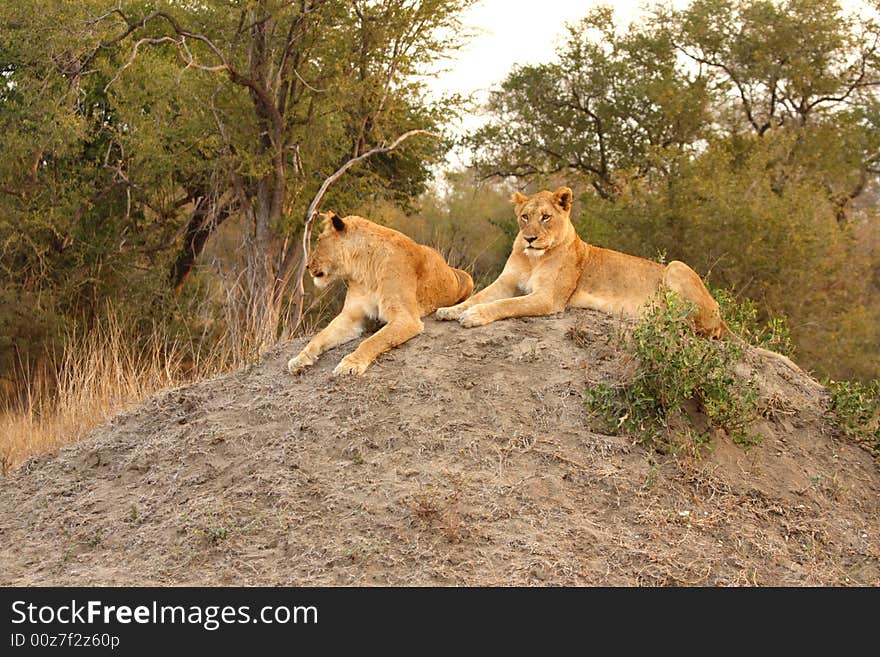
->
524, 247, 546, 257
312, 276, 329, 288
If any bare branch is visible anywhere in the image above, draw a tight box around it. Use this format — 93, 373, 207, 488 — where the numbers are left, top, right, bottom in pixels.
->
103, 36, 179, 91
90, 7, 280, 127
303, 128, 439, 235
292, 68, 327, 93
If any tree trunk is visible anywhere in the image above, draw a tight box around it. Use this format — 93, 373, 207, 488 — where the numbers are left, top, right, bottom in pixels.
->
170, 192, 233, 295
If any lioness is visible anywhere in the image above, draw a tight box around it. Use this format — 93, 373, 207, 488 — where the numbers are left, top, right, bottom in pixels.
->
287, 212, 474, 376
436, 186, 724, 336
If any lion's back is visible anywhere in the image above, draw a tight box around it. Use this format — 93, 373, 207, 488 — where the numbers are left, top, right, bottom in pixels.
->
353, 219, 470, 315
413, 244, 472, 312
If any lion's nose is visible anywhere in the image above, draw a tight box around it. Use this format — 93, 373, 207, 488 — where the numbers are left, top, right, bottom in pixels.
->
524, 236, 537, 244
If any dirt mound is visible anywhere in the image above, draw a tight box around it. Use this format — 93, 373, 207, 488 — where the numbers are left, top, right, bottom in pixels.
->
1, 310, 877, 585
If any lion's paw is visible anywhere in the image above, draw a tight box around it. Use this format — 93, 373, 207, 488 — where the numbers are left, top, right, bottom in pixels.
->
287, 353, 315, 375
458, 306, 492, 328
435, 305, 463, 321
333, 354, 370, 377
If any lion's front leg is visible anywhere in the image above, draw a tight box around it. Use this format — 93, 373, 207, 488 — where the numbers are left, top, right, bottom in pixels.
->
287, 311, 364, 374
459, 291, 563, 328
436, 273, 518, 321
333, 315, 424, 376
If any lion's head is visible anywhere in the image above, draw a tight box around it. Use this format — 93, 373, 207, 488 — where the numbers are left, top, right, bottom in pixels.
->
308, 211, 350, 288
510, 186, 574, 256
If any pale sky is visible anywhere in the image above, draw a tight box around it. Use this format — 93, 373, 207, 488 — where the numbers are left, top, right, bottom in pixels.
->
426, 0, 645, 101
422, 0, 662, 166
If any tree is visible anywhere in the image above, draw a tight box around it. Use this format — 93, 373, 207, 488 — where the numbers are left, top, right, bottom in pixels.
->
667, 0, 880, 218
91, 0, 469, 346
669, 0, 880, 133
0, 0, 472, 381
468, 6, 711, 200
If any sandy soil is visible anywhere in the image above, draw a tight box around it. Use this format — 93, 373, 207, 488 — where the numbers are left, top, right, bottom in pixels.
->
1, 309, 877, 585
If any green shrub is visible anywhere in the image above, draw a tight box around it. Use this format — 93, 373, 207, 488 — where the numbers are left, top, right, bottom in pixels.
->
828, 379, 880, 452
709, 285, 794, 356
584, 290, 761, 449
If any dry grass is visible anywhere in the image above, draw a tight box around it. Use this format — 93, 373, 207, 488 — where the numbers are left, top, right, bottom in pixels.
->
0, 271, 344, 474
0, 313, 245, 474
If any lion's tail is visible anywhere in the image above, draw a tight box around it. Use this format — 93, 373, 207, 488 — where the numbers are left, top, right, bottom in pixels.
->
720, 320, 808, 377
452, 268, 474, 304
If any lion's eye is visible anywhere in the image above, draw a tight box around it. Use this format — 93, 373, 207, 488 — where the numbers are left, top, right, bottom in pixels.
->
541, 214, 551, 222
520, 214, 529, 222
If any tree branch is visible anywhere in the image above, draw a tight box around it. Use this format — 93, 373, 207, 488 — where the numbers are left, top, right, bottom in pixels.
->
92, 7, 282, 130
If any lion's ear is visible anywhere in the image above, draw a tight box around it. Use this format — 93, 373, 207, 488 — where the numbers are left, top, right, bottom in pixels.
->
510, 191, 529, 206
553, 187, 573, 212
328, 211, 346, 232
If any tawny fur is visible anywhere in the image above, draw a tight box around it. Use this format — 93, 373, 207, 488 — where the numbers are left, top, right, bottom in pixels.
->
436, 187, 724, 336
288, 212, 473, 376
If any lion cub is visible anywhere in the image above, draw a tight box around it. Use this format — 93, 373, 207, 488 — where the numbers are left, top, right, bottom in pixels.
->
436, 187, 724, 337
288, 212, 473, 376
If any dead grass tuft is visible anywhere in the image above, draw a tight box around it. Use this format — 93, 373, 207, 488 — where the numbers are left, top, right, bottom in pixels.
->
0, 312, 248, 471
